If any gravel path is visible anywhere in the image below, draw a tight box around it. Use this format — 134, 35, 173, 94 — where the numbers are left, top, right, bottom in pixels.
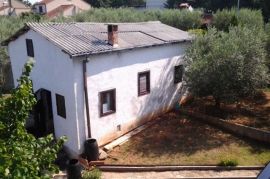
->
102, 170, 260, 179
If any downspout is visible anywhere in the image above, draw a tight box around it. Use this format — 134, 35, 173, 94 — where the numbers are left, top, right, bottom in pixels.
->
83, 56, 91, 138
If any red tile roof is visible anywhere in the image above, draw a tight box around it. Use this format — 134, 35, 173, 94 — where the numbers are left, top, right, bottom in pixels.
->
46, 4, 74, 18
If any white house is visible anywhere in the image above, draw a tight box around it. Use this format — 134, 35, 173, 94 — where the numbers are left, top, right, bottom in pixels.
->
33, 0, 91, 19
146, 0, 166, 9
2, 21, 191, 156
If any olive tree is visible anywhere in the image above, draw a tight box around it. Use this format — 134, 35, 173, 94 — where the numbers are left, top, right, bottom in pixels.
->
185, 26, 269, 107
0, 60, 66, 178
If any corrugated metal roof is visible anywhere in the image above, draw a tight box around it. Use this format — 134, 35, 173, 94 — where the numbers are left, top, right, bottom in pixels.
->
3, 21, 191, 57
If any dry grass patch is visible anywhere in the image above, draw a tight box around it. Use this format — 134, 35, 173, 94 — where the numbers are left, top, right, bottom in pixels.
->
185, 91, 270, 131
105, 113, 270, 165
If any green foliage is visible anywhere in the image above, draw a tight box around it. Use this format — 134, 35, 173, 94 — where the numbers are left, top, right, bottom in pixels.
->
213, 8, 264, 32
188, 29, 206, 36
185, 26, 269, 106
265, 23, 270, 70
82, 168, 102, 179
218, 158, 239, 166
0, 60, 66, 178
66, 8, 202, 31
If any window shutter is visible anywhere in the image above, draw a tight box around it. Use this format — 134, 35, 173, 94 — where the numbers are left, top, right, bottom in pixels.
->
138, 71, 150, 96
26, 39, 34, 57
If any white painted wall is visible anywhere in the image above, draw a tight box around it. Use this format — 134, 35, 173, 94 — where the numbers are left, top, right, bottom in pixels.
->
8, 30, 86, 155
8, 28, 188, 156
80, 44, 187, 145
146, 0, 166, 9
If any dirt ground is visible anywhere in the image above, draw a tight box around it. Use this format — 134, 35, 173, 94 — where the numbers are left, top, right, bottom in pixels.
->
104, 113, 270, 165
185, 91, 270, 131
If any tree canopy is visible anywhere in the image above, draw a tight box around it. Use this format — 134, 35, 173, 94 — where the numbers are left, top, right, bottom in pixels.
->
0, 60, 66, 178
185, 26, 269, 106
165, 0, 270, 22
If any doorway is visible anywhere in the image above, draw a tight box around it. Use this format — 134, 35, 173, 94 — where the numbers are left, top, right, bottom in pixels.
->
34, 88, 54, 137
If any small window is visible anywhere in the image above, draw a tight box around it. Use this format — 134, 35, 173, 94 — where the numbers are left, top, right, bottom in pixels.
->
56, 94, 66, 119
26, 39, 34, 57
174, 65, 184, 83
99, 89, 116, 117
138, 71, 150, 96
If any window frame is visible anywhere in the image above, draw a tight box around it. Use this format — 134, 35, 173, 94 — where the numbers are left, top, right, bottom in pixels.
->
26, 39, 34, 57
138, 70, 150, 96
55, 94, 66, 119
174, 65, 184, 84
99, 89, 116, 117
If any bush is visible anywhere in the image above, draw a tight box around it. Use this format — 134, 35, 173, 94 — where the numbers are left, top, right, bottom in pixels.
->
185, 26, 269, 107
218, 159, 239, 166
213, 8, 264, 31
82, 168, 102, 179
66, 8, 202, 31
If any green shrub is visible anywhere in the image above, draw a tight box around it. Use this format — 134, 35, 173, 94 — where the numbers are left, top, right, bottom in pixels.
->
67, 8, 202, 31
82, 168, 102, 179
218, 159, 239, 166
213, 8, 264, 32
188, 29, 206, 36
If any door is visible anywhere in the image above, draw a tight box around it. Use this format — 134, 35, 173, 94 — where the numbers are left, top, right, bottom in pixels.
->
34, 89, 54, 137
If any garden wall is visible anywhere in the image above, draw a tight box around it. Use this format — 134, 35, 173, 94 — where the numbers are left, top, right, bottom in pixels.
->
178, 109, 270, 144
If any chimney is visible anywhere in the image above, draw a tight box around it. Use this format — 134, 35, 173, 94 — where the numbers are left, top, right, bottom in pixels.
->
108, 24, 118, 48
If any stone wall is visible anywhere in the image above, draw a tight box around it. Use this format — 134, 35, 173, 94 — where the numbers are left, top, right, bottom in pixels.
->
178, 109, 270, 144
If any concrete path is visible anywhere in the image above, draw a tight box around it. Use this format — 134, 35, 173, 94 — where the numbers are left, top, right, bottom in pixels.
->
102, 170, 260, 179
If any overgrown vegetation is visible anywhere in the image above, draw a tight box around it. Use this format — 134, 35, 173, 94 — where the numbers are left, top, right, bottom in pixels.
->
185, 26, 268, 107
0, 60, 66, 178
213, 8, 264, 31
64, 8, 202, 31
165, 0, 270, 22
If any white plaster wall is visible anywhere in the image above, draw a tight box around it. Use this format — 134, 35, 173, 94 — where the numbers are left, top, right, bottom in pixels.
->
84, 44, 187, 143
8, 30, 86, 155
146, 0, 166, 8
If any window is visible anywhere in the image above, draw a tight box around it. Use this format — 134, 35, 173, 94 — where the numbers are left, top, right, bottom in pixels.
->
26, 39, 34, 57
99, 89, 116, 117
138, 71, 150, 96
56, 94, 66, 119
39, 6, 43, 13
174, 65, 184, 83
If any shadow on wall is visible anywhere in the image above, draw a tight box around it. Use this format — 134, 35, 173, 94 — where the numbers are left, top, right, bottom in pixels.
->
134, 58, 185, 120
